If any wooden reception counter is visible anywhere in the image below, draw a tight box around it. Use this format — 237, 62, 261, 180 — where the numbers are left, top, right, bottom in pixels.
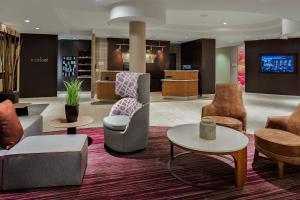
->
96, 71, 121, 100
161, 70, 199, 98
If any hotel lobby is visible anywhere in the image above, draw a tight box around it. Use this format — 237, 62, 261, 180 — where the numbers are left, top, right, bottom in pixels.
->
1, 0, 300, 199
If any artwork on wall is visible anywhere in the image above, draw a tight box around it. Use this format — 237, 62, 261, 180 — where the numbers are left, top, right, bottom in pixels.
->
62, 56, 76, 77
238, 46, 245, 86
121, 53, 157, 63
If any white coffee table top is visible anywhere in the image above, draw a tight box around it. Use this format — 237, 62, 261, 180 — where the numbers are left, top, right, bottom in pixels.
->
167, 124, 249, 153
49, 116, 94, 128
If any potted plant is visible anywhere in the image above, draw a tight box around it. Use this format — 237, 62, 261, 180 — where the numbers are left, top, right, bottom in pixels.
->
64, 80, 82, 122
0, 29, 21, 103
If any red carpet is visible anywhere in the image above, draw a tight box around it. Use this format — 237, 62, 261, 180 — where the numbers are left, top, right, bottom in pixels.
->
1, 127, 300, 200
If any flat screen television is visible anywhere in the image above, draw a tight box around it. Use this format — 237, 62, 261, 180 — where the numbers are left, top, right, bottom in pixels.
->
260, 54, 297, 73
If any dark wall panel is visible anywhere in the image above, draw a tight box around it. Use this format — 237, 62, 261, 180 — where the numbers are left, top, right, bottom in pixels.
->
201, 39, 216, 94
57, 40, 91, 91
181, 39, 216, 94
107, 38, 129, 71
107, 38, 170, 91
245, 39, 300, 95
20, 34, 58, 98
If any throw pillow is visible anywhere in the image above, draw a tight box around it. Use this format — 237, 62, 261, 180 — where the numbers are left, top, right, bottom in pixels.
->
0, 100, 24, 149
109, 98, 142, 117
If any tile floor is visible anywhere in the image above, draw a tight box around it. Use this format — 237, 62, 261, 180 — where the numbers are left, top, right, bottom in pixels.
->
20, 92, 300, 134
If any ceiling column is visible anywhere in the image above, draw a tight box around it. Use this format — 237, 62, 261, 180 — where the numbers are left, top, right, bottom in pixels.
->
129, 21, 146, 73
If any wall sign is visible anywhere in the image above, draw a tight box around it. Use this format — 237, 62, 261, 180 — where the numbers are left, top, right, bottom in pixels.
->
62, 56, 76, 77
30, 57, 49, 63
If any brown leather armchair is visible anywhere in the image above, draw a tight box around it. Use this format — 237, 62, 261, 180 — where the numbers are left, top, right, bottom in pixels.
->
202, 84, 247, 132
254, 104, 300, 178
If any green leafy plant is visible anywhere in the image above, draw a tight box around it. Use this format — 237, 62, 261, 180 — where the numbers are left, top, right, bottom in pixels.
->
64, 80, 82, 106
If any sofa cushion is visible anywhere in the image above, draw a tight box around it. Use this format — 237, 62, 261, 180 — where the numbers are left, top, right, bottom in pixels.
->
103, 115, 130, 131
255, 128, 300, 157
109, 98, 142, 117
0, 100, 24, 149
205, 116, 243, 132
19, 115, 43, 138
2, 134, 88, 191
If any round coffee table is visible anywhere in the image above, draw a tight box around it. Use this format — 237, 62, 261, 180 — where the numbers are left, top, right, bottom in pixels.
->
49, 116, 94, 145
167, 124, 249, 188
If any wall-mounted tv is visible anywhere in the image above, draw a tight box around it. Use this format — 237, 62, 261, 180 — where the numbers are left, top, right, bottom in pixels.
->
260, 54, 297, 73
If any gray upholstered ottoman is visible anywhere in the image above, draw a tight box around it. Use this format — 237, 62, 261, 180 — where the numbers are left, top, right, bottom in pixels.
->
1, 134, 88, 191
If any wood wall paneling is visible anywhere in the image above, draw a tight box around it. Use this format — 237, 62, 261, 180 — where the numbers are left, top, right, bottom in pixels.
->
20, 34, 58, 98
107, 38, 170, 91
181, 39, 216, 94
201, 39, 216, 94
245, 39, 300, 95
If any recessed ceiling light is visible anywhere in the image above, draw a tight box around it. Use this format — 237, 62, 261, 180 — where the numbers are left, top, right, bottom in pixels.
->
35, 27, 40, 30
200, 14, 208, 17
223, 22, 227, 25
25, 19, 30, 23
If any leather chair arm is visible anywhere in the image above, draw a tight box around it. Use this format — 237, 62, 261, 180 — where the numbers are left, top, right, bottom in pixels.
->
265, 116, 289, 131
201, 104, 217, 118
239, 111, 247, 132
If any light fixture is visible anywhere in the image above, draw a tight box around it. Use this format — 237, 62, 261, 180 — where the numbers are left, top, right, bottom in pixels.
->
25, 19, 30, 23
35, 27, 40, 30
158, 41, 164, 52
223, 22, 227, 25
200, 14, 208, 17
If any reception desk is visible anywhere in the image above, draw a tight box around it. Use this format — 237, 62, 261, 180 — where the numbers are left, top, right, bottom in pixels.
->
96, 71, 121, 100
161, 70, 199, 98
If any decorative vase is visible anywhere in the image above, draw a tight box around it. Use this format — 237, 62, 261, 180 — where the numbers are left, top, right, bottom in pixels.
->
200, 117, 216, 140
0, 91, 20, 103
65, 105, 79, 122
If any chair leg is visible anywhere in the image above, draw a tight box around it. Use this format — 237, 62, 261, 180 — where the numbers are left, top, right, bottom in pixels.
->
253, 149, 259, 162
278, 161, 284, 178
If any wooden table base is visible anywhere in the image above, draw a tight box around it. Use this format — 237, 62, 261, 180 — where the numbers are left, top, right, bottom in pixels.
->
168, 143, 247, 188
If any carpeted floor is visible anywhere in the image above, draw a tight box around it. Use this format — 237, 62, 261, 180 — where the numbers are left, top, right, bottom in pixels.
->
1, 127, 300, 200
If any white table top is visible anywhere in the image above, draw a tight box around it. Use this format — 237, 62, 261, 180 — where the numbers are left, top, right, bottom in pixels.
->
48, 116, 94, 128
167, 124, 249, 153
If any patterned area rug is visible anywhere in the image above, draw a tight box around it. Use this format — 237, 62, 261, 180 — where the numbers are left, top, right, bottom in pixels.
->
1, 127, 300, 200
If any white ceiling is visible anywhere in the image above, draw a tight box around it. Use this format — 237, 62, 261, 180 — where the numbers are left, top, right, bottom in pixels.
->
1, 0, 300, 47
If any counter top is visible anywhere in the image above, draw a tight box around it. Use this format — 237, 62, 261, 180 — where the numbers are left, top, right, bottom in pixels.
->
164, 70, 199, 72
98, 70, 123, 73
161, 79, 199, 82
96, 80, 115, 83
